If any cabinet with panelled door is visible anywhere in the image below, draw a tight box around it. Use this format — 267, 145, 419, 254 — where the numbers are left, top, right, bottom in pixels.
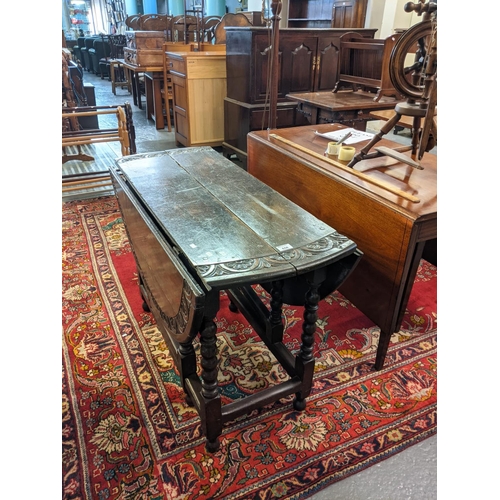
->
288, 0, 334, 28
287, 0, 367, 29
331, 0, 368, 28
222, 26, 376, 165
168, 51, 227, 148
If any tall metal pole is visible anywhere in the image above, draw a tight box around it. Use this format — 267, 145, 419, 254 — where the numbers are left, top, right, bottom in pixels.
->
269, 0, 281, 129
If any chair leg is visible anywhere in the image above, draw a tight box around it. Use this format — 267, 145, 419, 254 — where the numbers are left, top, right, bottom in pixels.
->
166, 98, 172, 132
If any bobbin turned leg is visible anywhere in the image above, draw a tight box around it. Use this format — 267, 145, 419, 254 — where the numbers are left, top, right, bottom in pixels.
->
199, 317, 222, 452
179, 341, 197, 406
269, 280, 284, 343
293, 278, 321, 411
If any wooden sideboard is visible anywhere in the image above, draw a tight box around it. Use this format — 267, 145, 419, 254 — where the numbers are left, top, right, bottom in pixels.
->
247, 123, 437, 370
168, 51, 227, 147
222, 26, 377, 166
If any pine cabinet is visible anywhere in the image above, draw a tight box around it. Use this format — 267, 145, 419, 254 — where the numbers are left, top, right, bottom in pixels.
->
168, 51, 227, 148
222, 26, 376, 165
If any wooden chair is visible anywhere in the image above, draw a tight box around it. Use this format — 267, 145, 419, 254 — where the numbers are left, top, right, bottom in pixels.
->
125, 15, 141, 30
165, 16, 174, 41
213, 13, 252, 44
198, 43, 226, 52
172, 15, 199, 43
201, 16, 221, 43
163, 41, 195, 52
333, 32, 403, 101
161, 43, 178, 132
139, 14, 170, 31
108, 34, 131, 95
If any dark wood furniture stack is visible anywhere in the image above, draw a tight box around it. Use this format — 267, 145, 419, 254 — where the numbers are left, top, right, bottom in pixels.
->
222, 26, 377, 166
246, 123, 437, 370
139, 13, 172, 33
110, 147, 361, 452
124, 30, 167, 67
172, 14, 199, 43
212, 13, 253, 44
125, 15, 141, 30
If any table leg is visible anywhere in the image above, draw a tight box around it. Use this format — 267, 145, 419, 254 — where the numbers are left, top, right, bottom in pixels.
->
293, 280, 319, 410
199, 316, 222, 452
179, 341, 197, 405
129, 69, 138, 106
152, 78, 165, 130
135, 72, 143, 110
374, 239, 428, 371
145, 76, 153, 121
110, 61, 117, 95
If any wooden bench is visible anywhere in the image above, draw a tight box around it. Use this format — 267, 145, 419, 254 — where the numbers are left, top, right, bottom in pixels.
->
333, 32, 403, 102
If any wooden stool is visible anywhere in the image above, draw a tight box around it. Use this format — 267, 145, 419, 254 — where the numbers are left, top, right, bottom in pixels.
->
110, 59, 131, 95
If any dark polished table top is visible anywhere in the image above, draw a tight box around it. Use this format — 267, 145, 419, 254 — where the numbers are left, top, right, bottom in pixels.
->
115, 147, 357, 289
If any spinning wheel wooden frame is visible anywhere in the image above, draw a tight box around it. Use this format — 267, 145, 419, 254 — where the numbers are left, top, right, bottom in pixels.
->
348, 0, 437, 167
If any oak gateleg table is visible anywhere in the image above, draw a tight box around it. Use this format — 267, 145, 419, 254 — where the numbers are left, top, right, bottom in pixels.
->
110, 147, 361, 452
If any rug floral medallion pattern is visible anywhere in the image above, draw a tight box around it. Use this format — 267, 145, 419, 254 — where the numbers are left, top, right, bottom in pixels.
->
62, 197, 437, 500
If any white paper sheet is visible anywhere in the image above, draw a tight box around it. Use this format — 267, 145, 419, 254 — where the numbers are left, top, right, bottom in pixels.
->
314, 128, 375, 145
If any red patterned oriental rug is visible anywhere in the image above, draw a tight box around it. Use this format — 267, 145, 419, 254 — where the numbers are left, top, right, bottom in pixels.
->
62, 196, 437, 500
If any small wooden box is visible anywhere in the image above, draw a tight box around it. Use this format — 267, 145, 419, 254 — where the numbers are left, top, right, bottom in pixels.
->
125, 30, 166, 50
123, 47, 163, 67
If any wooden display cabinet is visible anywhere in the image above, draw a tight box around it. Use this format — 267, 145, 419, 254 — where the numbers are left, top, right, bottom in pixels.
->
168, 51, 227, 147
331, 0, 368, 28
222, 26, 376, 165
287, 0, 334, 28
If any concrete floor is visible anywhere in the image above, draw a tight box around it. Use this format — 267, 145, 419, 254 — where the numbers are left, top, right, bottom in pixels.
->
72, 69, 438, 499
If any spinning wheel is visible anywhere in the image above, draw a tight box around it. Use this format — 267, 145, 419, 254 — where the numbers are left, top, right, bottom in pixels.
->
389, 19, 434, 100
349, 0, 437, 167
